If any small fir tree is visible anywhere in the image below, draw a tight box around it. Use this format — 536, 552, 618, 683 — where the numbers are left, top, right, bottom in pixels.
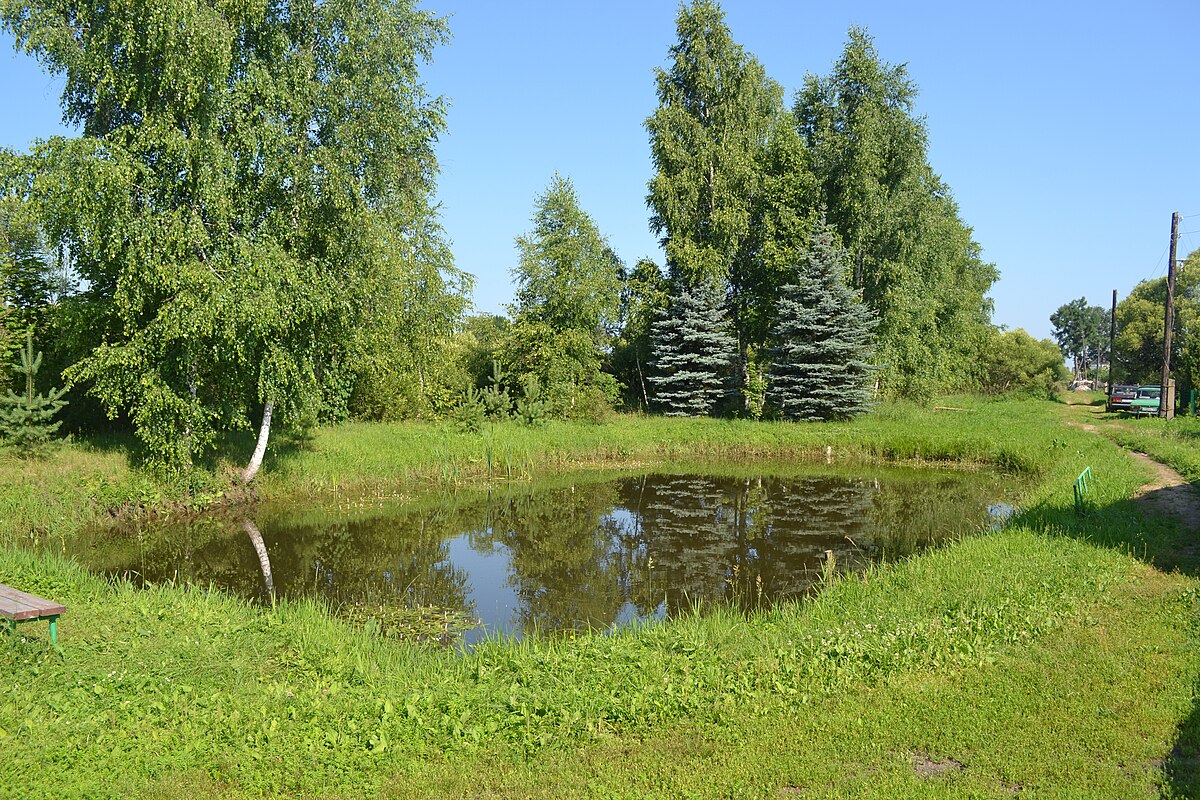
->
649, 280, 737, 416
0, 329, 67, 454
767, 222, 877, 421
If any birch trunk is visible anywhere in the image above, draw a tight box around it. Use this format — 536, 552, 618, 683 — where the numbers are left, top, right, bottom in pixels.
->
241, 519, 276, 603
241, 399, 274, 483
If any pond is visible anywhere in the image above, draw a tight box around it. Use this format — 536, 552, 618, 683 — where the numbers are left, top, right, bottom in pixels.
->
69, 466, 1018, 644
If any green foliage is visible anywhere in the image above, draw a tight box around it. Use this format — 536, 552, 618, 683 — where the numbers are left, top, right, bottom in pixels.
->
1113, 249, 1200, 393
795, 28, 997, 399
766, 220, 876, 421
980, 328, 1069, 397
512, 174, 623, 337
1051, 297, 1108, 379
451, 386, 486, 434
610, 258, 668, 411
2, 0, 454, 475
504, 176, 623, 420
646, 1, 786, 289
515, 375, 548, 427
0, 328, 66, 454
481, 361, 512, 421
460, 314, 512, 391
646, 1, 805, 405
649, 280, 737, 416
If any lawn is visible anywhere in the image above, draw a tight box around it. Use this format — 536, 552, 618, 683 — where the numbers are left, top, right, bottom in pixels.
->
2, 396, 1199, 798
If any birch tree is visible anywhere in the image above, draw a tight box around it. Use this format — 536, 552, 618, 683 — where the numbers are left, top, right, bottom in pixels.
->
646, 0, 798, 404
3, 0, 453, 477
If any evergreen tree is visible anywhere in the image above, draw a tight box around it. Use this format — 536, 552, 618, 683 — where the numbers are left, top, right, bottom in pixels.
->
0, 329, 66, 454
648, 280, 737, 416
795, 27, 995, 398
767, 221, 876, 421
646, 1, 801, 405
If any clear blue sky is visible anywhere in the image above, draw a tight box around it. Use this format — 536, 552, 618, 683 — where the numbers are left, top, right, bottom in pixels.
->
2, 0, 1198, 341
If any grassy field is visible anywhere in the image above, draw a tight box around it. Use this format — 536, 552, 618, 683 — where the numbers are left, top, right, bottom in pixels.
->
3, 396, 1200, 798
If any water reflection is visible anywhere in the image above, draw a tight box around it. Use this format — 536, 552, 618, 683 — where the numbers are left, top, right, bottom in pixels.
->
71, 469, 1013, 641
241, 520, 276, 602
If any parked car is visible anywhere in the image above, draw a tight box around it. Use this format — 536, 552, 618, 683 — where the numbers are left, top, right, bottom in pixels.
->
1130, 385, 1162, 417
1106, 384, 1139, 413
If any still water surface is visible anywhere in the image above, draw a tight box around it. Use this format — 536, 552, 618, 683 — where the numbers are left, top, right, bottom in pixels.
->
73, 468, 1015, 643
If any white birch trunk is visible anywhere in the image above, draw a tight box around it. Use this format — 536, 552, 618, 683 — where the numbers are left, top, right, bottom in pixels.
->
241, 399, 274, 483
241, 519, 276, 603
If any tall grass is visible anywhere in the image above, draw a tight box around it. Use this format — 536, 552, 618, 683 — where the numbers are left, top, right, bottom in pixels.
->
2, 397, 1071, 548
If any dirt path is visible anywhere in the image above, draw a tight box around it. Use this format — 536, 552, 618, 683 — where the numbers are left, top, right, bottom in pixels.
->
1129, 451, 1200, 531
1066, 413, 1200, 529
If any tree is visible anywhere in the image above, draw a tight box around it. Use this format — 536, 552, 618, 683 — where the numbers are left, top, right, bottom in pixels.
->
3, 0, 453, 478
648, 280, 737, 416
978, 328, 1069, 397
795, 27, 996, 398
766, 220, 876, 421
610, 257, 668, 410
646, 0, 797, 402
0, 328, 67, 454
1113, 249, 1200, 394
1050, 298, 1107, 379
504, 175, 624, 418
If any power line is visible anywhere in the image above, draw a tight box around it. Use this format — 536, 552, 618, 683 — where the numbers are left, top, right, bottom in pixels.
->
1148, 243, 1169, 281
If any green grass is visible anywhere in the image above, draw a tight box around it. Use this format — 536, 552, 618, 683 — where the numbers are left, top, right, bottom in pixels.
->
1077, 402, 1200, 484
3, 397, 1200, 798
0, 395, 1085, 548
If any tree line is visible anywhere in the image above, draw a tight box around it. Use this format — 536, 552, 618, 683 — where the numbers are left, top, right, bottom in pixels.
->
0, 0, 1038, 476
1052, 246, 1200, 399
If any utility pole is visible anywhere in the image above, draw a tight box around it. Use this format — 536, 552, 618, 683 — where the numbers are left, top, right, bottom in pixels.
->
1161, 211, 1180, 419
1108, 289, 1117, 393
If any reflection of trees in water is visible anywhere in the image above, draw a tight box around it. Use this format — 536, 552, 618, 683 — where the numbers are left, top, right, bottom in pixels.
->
469, 483, 639, 635
618, 475, 880, 614
73, 506, 476, 619
863, 474, 987, 557
71, 469, 1001, 637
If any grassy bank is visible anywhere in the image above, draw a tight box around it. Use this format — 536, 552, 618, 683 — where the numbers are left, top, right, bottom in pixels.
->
1073, 398, 1200, 484
3, 397, 1200, 797
2, 397, 1094, 547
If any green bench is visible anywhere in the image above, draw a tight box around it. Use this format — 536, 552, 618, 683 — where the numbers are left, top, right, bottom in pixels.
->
0, 584, 65, 645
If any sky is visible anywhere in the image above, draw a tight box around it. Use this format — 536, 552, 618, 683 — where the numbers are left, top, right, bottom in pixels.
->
2, 0, 1198, 342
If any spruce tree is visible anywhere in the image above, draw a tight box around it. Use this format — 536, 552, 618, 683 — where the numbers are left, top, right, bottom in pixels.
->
0, 329, 67, 454
649, 281, 737, 416
767, 222, 876, 421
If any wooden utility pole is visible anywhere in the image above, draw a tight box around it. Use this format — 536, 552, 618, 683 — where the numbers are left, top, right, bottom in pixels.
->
1160, 212, 1180, 419
1108, 289, 1117, 393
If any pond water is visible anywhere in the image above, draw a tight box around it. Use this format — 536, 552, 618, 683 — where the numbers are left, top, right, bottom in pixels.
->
70, 467, 1017, 644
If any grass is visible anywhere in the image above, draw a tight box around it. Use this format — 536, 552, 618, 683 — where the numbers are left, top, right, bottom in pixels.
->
1073, 398, 1200, 485
2, 396, 1078, 549
2, 396, 1200, 797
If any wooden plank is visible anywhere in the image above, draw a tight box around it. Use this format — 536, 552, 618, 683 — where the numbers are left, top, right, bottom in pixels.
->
0, 584, 66, 621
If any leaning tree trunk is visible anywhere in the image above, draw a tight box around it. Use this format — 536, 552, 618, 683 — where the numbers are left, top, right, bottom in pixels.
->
241, 399, 274, 483
241, 519, 276, 604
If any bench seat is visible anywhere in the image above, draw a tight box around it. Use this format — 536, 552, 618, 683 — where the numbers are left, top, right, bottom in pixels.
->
0, 584, 66, 644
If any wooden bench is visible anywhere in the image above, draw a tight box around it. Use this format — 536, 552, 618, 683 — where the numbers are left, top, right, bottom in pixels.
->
0, 584, 66, 645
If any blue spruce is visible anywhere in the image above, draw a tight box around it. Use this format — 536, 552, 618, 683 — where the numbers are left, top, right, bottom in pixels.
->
649, 280, 737, 416
767, 221, 877, 421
